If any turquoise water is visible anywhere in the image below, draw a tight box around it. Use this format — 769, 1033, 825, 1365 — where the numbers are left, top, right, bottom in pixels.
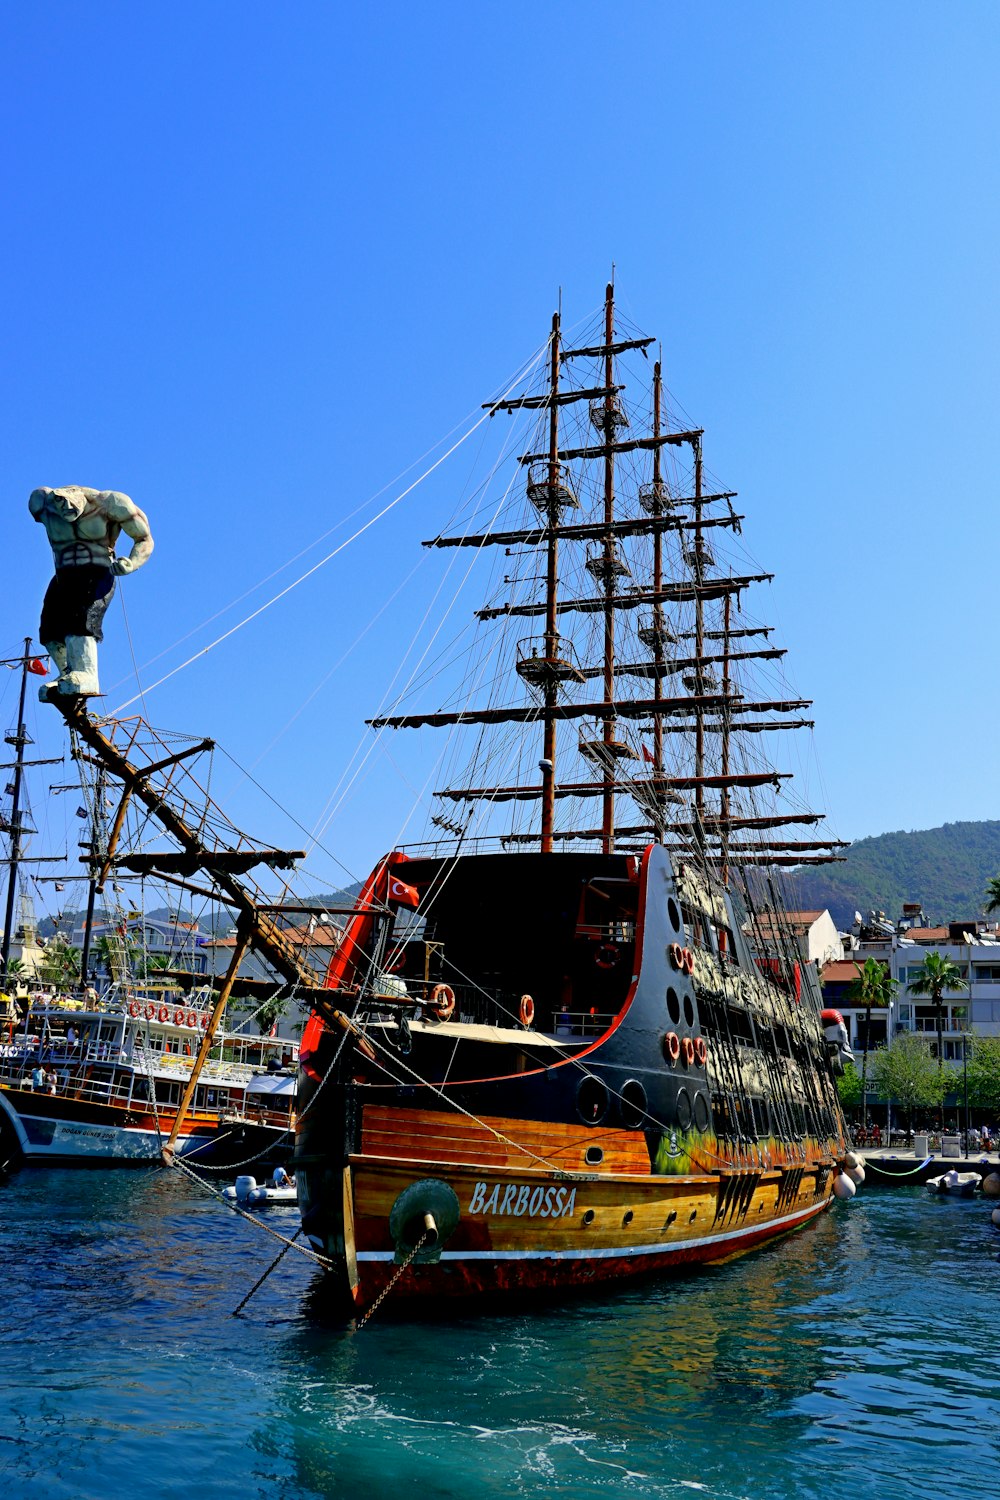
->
1, 1168, 998, 1500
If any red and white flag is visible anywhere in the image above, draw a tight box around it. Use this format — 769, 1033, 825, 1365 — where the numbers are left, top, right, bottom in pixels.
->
641, 743, 655, 764
387, 876, 420, 909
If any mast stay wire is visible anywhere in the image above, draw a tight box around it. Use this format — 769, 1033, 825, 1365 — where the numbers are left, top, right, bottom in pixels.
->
109, 333, 557, 717
301, 359, 548, 862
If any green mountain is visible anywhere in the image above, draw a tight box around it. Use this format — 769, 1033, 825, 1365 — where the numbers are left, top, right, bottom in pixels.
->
785, 821, 1000, 931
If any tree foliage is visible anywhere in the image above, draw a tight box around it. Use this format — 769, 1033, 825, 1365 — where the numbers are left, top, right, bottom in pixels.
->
966, 1035, 1000, 1113
870, 1034, 947, 1123
37, 938, 81, 989
845, 958, 897, 1122
836, 1060, 863, 1112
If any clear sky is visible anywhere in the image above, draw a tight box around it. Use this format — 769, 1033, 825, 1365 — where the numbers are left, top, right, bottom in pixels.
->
3, 2, 1000, 911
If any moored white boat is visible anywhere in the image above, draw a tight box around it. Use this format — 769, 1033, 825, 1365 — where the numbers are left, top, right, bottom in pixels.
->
0, 989, 296, 1165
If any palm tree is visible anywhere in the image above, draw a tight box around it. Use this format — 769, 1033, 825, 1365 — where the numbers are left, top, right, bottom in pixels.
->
906, 951, 968, 1076
985, 875, 1000, 915
845, 957, 897, 1127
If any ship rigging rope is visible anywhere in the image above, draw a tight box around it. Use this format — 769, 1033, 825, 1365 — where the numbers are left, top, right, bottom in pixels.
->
302, 382, 539, 859
110, 337, 552, 716
168, 1149, 333, 1269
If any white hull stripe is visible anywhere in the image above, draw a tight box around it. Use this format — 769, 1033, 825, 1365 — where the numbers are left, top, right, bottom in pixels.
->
356, 1198, 827, 1263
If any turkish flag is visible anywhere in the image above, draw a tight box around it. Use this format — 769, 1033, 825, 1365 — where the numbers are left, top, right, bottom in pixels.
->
28, 659, 47, 676
387, 876, 420, 909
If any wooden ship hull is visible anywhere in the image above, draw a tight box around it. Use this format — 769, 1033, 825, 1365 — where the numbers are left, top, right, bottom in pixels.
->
295, 845, 846, 1310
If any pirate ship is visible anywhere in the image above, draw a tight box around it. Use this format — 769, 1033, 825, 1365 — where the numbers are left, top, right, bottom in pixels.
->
292, 285, 853, 1311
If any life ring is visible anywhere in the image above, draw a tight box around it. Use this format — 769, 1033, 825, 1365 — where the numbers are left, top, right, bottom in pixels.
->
669, 943, 684, 971
519, 994, 535, 1027
430, 983, 455, 1022
595, 943, 619, 971
173, 1007, 185, 1026
157, 1005, 169, 1023
200, 1012, 210, 1029
664, 1030, 680, 1062
694, 1036, 707, 1066
682, 1036, 695, 1066
128, 1000, 141, 1018
682, 948, 695, 976
144, 1003, 156, 1022
185, 1010, 197, 1028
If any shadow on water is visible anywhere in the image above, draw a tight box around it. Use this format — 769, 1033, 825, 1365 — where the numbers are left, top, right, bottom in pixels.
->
1, 1171, 998, 1500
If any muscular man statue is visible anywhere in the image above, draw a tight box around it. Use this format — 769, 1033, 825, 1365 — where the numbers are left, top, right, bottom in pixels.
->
29, 485, 153, 700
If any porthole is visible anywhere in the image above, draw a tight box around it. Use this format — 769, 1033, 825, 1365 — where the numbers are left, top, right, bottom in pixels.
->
675, 1086, 693, 1130
620, 1079, 647, 1130
666, 986, 681, 1025
667, 897, 680, 931
585, 1145, 604, 1165
683, 994, 694, 1028
689, 1209, 697, 1223
622, 1209, 634, 1226
582, 1209, 596, 1226
576, 1074, 609, 1126
693, 1090, 711, 1131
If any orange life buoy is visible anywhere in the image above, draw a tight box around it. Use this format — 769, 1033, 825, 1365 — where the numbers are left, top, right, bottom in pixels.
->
128, 1000, 141, 1018
185, 1010, 197, 1028
683, 948, 695, 976
664, 1030, 680, 1062
682, 1036, 695, 1066
695, 1036, 707, 1066
157, 1005, 169, 1023
519, 994, 535, 1027
595, 943, 619, 971
430, 983, 455, 1022
669, 943, 684, 970
173, 1007, 185, 1026
144, 1003, 156, 1022
200, 1012, 209, 1029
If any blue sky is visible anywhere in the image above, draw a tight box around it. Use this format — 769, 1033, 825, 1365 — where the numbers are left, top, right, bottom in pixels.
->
3, 2, 1000, 909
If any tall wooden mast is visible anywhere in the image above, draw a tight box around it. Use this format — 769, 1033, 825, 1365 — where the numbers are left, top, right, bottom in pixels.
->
600, 281, 617, 854
540, 310, 561, 854
651, 359, 666, 828
693, 434, 706, 818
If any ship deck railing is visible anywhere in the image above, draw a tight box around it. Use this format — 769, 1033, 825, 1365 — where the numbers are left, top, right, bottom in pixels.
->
0, 1058, 293, 1120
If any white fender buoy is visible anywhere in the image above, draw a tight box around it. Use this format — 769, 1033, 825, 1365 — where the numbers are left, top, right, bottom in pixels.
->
846, 1165, 865, 1185
832, 1173, 856, 1201
843, 1151, 860, 1170
991, 1207, 1000, 1227
981, 1172, 1000, 1199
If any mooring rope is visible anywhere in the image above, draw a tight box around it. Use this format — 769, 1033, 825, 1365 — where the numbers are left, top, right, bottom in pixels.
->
863, 1154, 935, 1179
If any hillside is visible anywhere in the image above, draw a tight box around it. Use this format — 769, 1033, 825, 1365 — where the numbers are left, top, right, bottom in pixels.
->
786, 821, 1000, 931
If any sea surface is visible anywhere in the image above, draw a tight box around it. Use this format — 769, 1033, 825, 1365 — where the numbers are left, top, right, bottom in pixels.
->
0, 1167, 997, 1500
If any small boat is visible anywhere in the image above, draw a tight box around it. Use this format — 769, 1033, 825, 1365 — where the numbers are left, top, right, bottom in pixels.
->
926, 1169, 980, 1196
223, 1172, 297, 1207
